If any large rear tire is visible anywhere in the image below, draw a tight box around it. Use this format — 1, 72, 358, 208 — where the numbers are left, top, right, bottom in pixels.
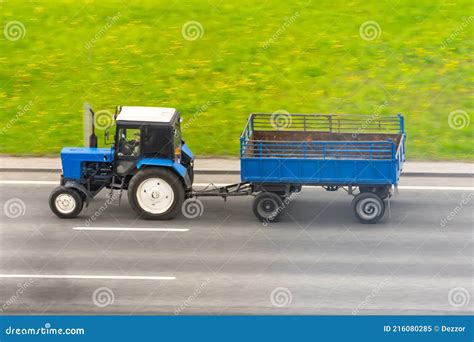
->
128, 168, 184, 220
49, 186, 84, 218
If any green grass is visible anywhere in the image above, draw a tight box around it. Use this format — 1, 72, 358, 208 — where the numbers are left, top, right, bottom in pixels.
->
0, 0, 472, 159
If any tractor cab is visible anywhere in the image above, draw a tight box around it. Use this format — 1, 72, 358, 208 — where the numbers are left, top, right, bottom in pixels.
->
113, 106, 184, 175
50, 105, 194, 220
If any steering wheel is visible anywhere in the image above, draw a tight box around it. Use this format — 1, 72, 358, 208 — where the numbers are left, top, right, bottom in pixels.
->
121, 139, 139, 156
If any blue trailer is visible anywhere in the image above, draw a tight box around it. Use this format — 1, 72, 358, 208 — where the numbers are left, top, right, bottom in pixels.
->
240, 113, 405, 186
194, 113, 405, 224
50, 107, 405, 224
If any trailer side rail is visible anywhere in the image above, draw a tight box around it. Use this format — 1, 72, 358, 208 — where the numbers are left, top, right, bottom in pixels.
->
240, 113, 405, 161
241, 140, 395, 160
244, 113, 404, 134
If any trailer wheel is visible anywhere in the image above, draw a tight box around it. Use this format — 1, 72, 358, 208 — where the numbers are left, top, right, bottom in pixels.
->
128, 168, 184, 220
253, 192, 284, 223
49, 186, 84, 218
352, 192, 385, 224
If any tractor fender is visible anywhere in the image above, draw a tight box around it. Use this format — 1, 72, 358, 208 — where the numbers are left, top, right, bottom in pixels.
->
181, 143, 194, 160
64, 180, 92, 206
136, 158, 191, 189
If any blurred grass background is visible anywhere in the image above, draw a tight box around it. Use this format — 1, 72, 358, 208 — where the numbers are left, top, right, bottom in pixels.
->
0, 0, 472, 159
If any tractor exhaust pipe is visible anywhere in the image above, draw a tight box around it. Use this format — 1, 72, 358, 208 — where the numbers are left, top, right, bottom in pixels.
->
83, 103, 97, 148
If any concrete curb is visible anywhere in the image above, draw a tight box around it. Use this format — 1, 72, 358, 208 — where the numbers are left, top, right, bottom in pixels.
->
0, 167, 472, 178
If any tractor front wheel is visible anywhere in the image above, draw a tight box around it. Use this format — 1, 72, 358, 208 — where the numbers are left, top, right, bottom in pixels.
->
128, 168, 184, 220
49, 186, 84, 218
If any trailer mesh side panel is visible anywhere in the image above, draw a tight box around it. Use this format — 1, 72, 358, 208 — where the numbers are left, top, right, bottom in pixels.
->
241, 114, 404, 160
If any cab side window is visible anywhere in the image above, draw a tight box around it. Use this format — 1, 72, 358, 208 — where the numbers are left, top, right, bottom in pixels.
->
117, 128, 141, 157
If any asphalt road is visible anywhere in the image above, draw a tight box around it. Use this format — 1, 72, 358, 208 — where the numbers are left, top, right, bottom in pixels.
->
0, 172, 472, 315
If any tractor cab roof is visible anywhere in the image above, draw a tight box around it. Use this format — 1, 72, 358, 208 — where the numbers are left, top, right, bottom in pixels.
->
116, 106, 179, 125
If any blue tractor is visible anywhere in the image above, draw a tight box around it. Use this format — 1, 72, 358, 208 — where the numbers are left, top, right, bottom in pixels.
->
49, 106, 194, 220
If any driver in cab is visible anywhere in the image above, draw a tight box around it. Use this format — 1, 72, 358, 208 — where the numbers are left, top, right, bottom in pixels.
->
118, 130, 141, 157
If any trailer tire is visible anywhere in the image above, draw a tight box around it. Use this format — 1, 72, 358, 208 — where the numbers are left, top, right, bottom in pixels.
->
49, 186, 84, 218
253, 192, 284, 223
128, 167, 184, 220
352, 192, 385, 224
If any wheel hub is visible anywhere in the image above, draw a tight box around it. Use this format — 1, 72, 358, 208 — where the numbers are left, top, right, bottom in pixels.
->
136, 178, 174, 214
263, 202, 274, 212
55, 194, 76, 214
357, 198, 380, 220
258, 198, 278, 218
261, 199, 276, 213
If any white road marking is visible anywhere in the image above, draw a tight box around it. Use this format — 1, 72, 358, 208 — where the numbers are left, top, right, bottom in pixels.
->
0, 180, 472, 191
397, 186, 473, 191
73, 227, 188, 232
0, 274, 175, 280
0, 180, 58, 185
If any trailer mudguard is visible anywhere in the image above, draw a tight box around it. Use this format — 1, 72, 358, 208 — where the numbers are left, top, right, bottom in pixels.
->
136, 158, 191, 188
62, 180, 92, 207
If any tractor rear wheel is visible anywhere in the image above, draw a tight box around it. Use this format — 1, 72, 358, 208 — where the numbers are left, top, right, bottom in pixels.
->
128, 168, 184, 220
49, 186, 84, 218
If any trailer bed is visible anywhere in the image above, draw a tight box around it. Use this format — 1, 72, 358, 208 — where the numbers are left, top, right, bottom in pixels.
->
240, 114, 405, 185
